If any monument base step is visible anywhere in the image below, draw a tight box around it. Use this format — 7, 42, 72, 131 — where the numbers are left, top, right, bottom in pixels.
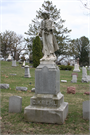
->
24, 102, 68, 124
73, 70, 80, 72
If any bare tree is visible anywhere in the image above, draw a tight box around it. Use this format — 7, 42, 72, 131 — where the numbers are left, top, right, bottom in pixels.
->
79, 0, 90, 10
0, 30, 26, 60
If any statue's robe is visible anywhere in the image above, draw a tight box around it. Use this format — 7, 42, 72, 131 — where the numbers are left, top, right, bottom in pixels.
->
40, 19, 59, 56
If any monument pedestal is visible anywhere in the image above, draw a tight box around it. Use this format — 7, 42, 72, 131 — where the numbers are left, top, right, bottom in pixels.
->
24, 61, 68, 124
24, 65, 31, 78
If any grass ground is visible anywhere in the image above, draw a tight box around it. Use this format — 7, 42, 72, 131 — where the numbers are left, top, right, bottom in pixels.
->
0, 61, 90, 134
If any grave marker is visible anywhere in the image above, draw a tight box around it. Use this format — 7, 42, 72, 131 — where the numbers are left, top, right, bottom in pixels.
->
9, 96, 22, 113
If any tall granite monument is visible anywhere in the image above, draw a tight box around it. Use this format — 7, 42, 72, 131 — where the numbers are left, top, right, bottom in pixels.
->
24, 11, 68, 124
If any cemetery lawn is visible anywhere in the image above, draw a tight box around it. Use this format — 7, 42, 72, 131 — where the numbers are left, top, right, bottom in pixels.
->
0, 61, 90, 134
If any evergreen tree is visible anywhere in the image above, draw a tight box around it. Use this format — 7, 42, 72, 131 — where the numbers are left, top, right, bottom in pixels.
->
25, 0, 71, 58
33, 36, 43, 68
71, 36, 89, 66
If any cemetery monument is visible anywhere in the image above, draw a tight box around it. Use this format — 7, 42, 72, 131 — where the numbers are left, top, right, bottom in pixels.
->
71, 75, 77, 83
12, 60, 17, 67
83, 100, 90, 120
24, 65, 31, 78
9, 96, 22, 113
24, 11, 68, 124
82, 66, 90, 82
7, 54, 12, 61
73, 58, 80, 72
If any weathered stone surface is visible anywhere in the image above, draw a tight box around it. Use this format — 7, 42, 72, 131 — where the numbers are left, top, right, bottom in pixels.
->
61, 80, 67, 83
24, 65, 31, 78
31, 88, 35, 92
24, 102, 68, 124
24, 62, 68, 124
16, 86, 27, 91
87, 67, 90, 70
7, 54, 12, 61
12, 60, 17, 67
35, 64, 60, 95
83, 100, 90, 120
0, 84, 9, 89
67, 87, 76, 94
9, 96, 22, 113
82, 67, 90, 82
71, 75, 77, 83
73, 63, 80, 72
24, 92, 68, 124
30, 92, 64, 108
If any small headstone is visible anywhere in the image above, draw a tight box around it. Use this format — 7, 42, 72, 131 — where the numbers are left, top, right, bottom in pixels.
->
83, 100, 90, 120
73, 63, 80, 72
0, 84, 9, 89
82, 67, 90, 82
31, 88, 35, 92
24, 65, 31, 78
87, 66, 90, 70
61, 80, 67, 83
7, 54, 12, 61
10, 73, 17, 76
9, 96, 22, 113
67, 87, 76, 94
16, 86, 27, 91
71, 75, 77, 83
12, 60, 17, 67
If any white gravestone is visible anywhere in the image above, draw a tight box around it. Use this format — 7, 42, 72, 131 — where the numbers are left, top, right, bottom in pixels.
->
71, 75, 77, 83
83, 100, 90, 120
82, 67, 90, 82
9, 96, 22, 113
12, 60, 17, 67
7, 54, 12, 61
22, 61, 25, 67
24, 65, 31, 78
73, 63, 80, 72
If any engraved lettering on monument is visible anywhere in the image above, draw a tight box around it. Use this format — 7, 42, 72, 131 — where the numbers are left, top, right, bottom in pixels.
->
32, 99, 57, 107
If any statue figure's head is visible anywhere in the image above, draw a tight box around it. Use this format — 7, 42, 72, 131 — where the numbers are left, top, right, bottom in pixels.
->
41, 10, 50, 19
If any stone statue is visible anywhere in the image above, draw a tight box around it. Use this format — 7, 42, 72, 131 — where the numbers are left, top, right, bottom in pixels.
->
38, 11, 59, 61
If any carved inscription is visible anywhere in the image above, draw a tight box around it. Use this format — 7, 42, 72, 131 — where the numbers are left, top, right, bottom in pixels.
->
32, 99, 57, 107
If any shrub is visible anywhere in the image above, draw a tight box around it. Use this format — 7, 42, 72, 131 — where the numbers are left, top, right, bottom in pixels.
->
59, 65, 74, 71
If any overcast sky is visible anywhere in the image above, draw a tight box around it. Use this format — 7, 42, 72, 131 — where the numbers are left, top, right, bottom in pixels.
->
0, 0, 90, 40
